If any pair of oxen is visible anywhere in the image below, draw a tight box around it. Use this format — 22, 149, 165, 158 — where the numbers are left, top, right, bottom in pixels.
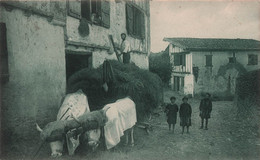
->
36, 89, 136, 157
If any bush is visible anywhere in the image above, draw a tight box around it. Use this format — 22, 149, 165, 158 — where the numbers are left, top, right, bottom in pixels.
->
149, 51, 172, 85
67, 60, 163, 121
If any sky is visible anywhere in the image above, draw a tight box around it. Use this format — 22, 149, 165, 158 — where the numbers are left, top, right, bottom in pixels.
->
150, 0, 260, 52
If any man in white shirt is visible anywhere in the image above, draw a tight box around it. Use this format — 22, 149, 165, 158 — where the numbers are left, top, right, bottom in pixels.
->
120, 33, 131, 64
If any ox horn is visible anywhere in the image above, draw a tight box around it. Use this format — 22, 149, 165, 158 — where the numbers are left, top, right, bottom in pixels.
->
103, 106, 110, 113
35, 123, 43, 132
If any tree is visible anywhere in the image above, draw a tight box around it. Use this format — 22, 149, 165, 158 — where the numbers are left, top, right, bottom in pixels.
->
149, 51, 172, 85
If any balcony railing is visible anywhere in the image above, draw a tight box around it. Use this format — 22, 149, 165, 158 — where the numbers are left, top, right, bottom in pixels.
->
172, 65, 191, 74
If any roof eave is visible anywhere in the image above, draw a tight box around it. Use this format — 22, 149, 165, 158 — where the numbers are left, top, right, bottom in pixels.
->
188, 48, 260, 52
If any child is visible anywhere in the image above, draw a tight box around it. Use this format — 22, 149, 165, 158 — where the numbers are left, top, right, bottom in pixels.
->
165, 97, 178, 133
199, 93, 212, 130
179, 96, 192, 134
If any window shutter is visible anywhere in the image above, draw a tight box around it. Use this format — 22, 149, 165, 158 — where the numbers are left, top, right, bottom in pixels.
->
206, 55, 212, 66
182, 54, 186, 65
81, 0, 91, 21
174, 55, 180, 66
68, 0, 81, 19
0, 23, 9, 84
255, 55, 258, 65
126, 4, 134, 35
140, 11, 145, 39
134, 8, 140, 36
101, 0, 110, 28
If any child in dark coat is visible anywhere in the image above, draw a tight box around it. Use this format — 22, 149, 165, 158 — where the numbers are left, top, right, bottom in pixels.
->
165, 97, 178, 133
199, 93, 212, 130
179, 96, 192, 134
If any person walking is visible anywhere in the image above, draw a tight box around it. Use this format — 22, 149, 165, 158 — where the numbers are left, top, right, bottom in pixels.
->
165, 97, 178, 133
120, 33, 131, 64
179, 97, 192, 134
199, 93, 212, 130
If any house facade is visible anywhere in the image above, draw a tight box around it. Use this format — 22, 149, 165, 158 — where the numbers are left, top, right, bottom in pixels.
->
164, 38, 260, 97
65, 0, 150, 79
0, 0, 150, 152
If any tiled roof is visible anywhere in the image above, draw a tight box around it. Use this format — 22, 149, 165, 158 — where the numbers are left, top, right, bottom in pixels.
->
163, 37, 260, 51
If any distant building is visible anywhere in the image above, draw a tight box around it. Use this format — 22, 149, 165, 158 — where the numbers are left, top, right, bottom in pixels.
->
0, 0, 150, 136
163, 37, 260, 97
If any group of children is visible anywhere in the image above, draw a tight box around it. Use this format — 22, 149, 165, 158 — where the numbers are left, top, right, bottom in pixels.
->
165, 93, 212, 134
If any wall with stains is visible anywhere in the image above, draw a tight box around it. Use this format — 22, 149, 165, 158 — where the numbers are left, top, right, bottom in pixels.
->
192, 51, 260, 97
65, 0, 150, 69
0, 6, 66, 122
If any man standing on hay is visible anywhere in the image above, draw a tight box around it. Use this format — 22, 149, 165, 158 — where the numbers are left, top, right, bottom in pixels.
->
120, 33, 131, 64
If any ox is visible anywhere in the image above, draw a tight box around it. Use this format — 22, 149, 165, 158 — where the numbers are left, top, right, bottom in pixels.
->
36, 91, 136, 157
36, 89, 100, 157
86, 97, 137, 149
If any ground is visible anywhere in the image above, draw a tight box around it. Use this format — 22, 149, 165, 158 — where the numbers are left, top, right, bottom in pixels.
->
3, 88, 260, 160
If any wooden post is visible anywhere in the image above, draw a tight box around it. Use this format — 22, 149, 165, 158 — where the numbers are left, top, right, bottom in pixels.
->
108, 35, 122, 62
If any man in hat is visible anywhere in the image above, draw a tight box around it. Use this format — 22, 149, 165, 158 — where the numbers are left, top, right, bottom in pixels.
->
120, 33, 131, 64
199, 93, 212, 130
179, 96, 192, 134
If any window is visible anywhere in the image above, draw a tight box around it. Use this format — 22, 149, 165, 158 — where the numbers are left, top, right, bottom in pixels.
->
68, 0, 110, 28
0, 23, 9, 84
126, 3, 145, 39
174, 54, 186, 66
229, 57, 236, 63
248, 54, 258, 65
205, 55, 212, 67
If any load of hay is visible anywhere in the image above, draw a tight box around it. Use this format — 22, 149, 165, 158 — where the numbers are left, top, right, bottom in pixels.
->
67, 60, 163, 121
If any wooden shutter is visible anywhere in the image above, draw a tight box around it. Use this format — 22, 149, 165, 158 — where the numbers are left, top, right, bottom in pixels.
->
133, 8, 145, 39
126, 4, 134, 35
68, 0, 81, 19
101, 0, 110, 28
134, 8, 140, 36
0, 23, 9, 84
140, 11, 145, 39
254, 55, 258, 65
81, 0, 91, 21
174, 54, 180, 66
181, 77, 184, 87
182, 54, 186, 66
206, 55, 212, 66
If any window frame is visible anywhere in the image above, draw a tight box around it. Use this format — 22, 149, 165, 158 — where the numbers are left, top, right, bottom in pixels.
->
173, 54, 186, 66
248, 54, 258, 65
205, 55, 213, 67
125, 2, 145, 39
68, 0, 110, 28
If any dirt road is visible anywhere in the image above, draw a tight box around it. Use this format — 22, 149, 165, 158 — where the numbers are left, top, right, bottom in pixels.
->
31, 89, 260, 160
7, 89, 259, 160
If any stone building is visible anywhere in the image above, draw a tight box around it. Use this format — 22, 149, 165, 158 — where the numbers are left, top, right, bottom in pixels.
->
0, 0, 150, 154
163, 38, 260, 98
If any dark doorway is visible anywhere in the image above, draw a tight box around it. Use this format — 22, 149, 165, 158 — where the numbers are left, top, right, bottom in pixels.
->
174, 76, 180, 91
65, 52, 92, 80
173, 76, 185, 92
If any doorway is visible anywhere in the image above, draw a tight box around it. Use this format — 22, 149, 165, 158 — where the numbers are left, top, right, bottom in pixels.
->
173, 76, 184, 92
65, 52, 92, 81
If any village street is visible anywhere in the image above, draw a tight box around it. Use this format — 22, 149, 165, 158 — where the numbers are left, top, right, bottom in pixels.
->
34, 89, 260, 160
